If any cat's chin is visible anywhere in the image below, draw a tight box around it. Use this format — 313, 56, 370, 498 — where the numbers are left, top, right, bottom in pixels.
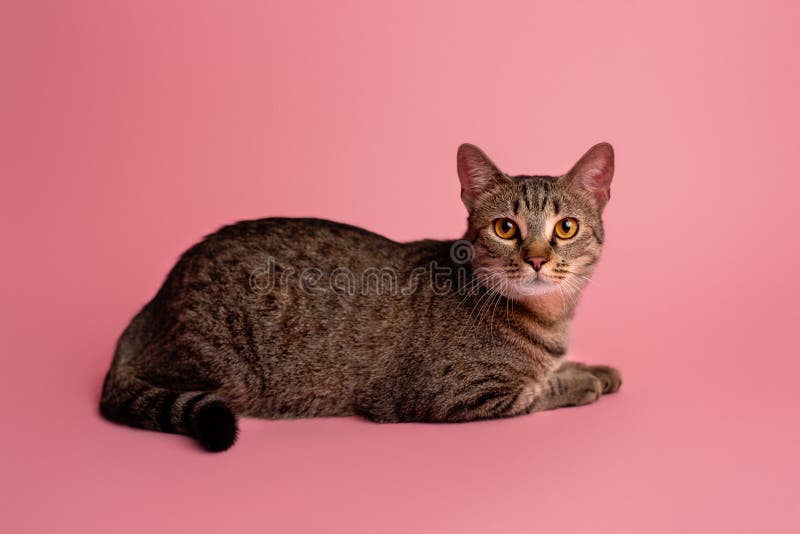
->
509, 278, 558, 298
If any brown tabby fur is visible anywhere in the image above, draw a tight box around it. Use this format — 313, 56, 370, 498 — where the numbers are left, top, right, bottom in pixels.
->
100, 143, 622, 451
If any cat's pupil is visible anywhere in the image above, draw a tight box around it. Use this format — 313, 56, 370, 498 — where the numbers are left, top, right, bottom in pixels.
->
561, 220, 572, 231
502, 221, 513, 232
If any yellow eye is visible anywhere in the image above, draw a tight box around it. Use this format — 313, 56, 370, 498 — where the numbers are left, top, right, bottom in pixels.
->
554, 218, 579, 239
494, 218, 518, 239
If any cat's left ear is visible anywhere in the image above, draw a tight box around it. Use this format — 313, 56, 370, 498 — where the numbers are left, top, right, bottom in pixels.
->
457, 143, 508, 211
563, 142, 615, 208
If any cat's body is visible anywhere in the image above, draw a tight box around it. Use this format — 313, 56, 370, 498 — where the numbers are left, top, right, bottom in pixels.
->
101, 143, 622, 451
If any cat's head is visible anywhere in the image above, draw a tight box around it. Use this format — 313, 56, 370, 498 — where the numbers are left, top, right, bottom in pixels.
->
457, 142, 614, 303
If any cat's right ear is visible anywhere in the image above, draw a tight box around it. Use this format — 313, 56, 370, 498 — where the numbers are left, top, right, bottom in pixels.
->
457, 144, 506, 211
563, 142, 614, 208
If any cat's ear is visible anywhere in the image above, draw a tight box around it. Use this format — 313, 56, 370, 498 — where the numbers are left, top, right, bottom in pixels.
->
564, 143, 614, 207
457, 144, 507, 211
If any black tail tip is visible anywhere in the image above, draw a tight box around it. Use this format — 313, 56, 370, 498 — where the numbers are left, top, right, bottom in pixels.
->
194, 401, 239, 452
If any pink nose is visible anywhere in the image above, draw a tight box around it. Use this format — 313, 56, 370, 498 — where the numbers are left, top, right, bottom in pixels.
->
526, 257, 549, 271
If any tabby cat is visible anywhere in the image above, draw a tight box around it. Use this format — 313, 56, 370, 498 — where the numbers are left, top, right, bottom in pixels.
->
100, 143, 622, 452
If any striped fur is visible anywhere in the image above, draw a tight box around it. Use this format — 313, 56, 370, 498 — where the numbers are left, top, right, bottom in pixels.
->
100, 143, 621, 451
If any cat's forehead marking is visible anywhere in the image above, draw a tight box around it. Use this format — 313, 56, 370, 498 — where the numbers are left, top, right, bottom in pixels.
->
512, 176, 564, 236
517, 175, 560, 211
520, 181, 531, 211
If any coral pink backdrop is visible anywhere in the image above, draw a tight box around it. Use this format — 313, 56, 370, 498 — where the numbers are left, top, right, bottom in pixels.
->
2, 1, 798, 533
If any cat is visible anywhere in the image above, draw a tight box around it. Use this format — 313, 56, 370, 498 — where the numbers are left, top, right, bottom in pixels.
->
100, 142, 622, 452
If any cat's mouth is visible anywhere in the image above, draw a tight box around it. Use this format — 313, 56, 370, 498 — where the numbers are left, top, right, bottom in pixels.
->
511, 274, 557, 296
476, 265, 560, 298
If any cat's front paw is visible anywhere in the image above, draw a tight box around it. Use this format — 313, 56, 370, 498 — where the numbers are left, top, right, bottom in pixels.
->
574, 375, 604, 406
584, 365, 622, 394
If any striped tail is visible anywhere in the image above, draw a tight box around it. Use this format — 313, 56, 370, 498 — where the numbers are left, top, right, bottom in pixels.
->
99, 367, 238, 452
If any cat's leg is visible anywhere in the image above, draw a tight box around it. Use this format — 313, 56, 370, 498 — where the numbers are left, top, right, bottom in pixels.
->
446, 361, 623, 419
356, 372, 539, 423
528, 361, 622, 412
556, 360, 622, 395
445, 363, 622, 419
355, 361, 621, 423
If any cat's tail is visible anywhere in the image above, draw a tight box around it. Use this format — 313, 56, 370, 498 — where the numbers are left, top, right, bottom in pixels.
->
99, 332, 238, 452
100, 371, 238, 452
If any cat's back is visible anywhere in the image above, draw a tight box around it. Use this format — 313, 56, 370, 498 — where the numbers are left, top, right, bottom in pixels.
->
200, 216, 400, 259
212, 217, 396, 245
148, 216, 444, 324
165, 217, 403, 286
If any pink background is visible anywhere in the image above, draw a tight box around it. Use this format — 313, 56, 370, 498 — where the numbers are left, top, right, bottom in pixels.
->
2, 1, 799, 532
